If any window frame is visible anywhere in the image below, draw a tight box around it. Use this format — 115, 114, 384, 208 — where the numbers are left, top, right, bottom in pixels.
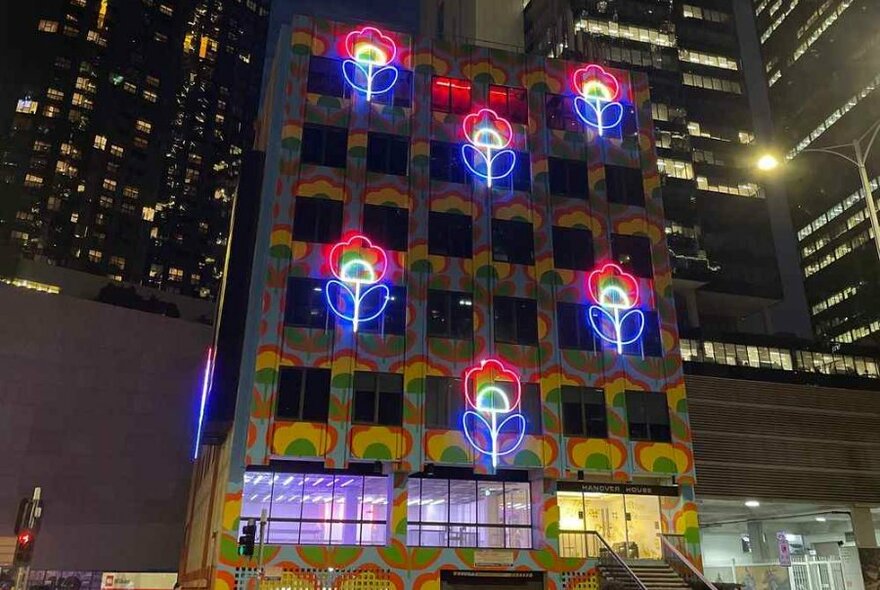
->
285, 276, 334, 330
430, 140, 470, 184
552, 226, 595, 271
407, 477, 533, 549
561, 386, 608, 438
548, 157, 589, 198
301, 123, 348, 168
488, 84, 528, 125
424, 376, 465, 429
427, 289, 474, 340
431, 76, 472, 114
276, 367, 331, 422
605, 164, 646, 207
352, 371, 404, 426
611, 233, 654, 279
491, 218, 535, 265
428, 211, 473, 258
292, 196, 343, 244
625, 391, 671, 442
363, 203, 409, 252
366, 132, 409, 177
358, 285, 407, 336
494, 296, 539, 346
556, 301, 597, 351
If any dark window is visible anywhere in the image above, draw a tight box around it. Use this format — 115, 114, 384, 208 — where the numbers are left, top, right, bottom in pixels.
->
276, 367, 331, 422
621, 310, 662, 357
520, 383, 543, 435
363, 204, 408, 252
359, 286, 407, 336
429, 211, 473, 258
301, 124, 347, 168
491, 151, 531, 191
556, 302, 596, 351
605, 165, 645, 206
561, 386, 607, 438
424, 376, 464, 428
432, 76, 471, 114
293, 197, 342, 243
545, 94, 582, 132
306, 56, 344, 97
553, 226, 594, 271
285, 277, 333, 330
492, 219, 534, 265
611, 233, 653, 278
621, 105, 638, 137
548, 157, 588, 198
430, 141, 468, 184
371, 69, 413, 108
367, 133, 409, 176
488, 85, 528, 124
353, 372, 404, 426
427, 289, 474, 339
494, 296, 538, 345
625, 391, 671, 442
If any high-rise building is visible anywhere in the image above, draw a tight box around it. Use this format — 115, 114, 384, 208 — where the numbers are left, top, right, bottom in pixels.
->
182, 13, 707, 590
756, 0, 880, 345
422, 0, 810, 337
0, 0, 268, 303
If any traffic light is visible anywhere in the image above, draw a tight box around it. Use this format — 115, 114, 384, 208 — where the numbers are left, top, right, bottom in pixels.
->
14, 529, 35, 566
237, 519, 256, 557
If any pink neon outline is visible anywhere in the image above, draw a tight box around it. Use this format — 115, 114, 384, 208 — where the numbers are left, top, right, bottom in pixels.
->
463, 358, 522, 411
328, 234, 388, 283
572, 64, 620, 102
587, 262, 640, 307
344, 26, 397, 66
462, 108, 513, 150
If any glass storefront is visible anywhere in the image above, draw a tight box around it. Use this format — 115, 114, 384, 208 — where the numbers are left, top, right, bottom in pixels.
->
558, 484, 667, 560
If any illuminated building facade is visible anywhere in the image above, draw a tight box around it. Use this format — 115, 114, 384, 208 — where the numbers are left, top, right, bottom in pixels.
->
181, 15, 706, 590
756, 0, 880, 345
0, 0, 267, 302
519, 0, 808, 336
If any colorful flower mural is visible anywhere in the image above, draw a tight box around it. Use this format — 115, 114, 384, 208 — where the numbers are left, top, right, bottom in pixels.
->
572, 65, 625, 137
325, 234, 390, 332
587, 263, 646, 354
460, 108, 516, 188
342, 27, 399, 101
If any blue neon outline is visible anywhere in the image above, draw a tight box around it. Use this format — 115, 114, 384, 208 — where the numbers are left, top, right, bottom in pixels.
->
462, 410, 526, 468
460, 144, 516, 187
193, 348, 213, 460
588, 305, 646, 354
342, 59, 399, 100
325, 279, 391, 328
573, 95, 625, 136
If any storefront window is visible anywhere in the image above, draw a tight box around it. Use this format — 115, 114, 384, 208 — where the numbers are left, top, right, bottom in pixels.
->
241, 471, 388, 545
407, 477, 532, 548
558, 489, 663, 559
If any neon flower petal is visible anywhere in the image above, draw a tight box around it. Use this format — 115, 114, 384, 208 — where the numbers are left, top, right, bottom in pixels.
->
587, 263, 640, 309
328, 234, 388, 284
463, 358, 522, 412
573, 65, 620, 102
462, 108, 513, 150
344, 27, 397, 67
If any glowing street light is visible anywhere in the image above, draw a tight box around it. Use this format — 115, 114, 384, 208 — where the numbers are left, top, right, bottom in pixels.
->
756, 153, 780, 171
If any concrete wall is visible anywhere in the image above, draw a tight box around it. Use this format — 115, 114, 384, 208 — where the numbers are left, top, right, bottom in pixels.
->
0, 285, 212, 571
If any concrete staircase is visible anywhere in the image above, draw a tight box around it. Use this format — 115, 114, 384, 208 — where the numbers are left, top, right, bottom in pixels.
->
598, 561, 692, 590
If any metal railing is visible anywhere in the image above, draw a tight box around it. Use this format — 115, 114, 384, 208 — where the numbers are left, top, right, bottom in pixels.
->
660, 534, 720, 590
559, 530, 649, 590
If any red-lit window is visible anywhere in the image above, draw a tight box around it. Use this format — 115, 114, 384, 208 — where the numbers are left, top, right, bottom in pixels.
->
488, 85, 528, 124
431, 76, 471, 114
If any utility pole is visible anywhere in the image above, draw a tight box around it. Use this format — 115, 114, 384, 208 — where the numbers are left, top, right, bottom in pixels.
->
255, 509, 267, 590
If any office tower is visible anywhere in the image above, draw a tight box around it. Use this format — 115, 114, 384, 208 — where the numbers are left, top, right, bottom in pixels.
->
182, 13, 704, 588
0, 0, 267, 302
756, 0, 880, 344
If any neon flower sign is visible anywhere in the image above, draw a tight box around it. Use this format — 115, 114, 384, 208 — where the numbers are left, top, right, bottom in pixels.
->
342, 27, 399, 102
462, 359, 526, 469
572, 65, 625, 137
461, 108, 516, 188
193, 346, 214, 461
325, 234, 390, 332
587, 263, 646, 354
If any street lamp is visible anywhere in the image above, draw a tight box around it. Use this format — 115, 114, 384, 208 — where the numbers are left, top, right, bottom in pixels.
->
759, 119, 880, 263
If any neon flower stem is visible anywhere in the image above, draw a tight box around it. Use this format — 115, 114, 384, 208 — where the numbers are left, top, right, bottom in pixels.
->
485, 146, 493, 188
366, 63, 373, 102
352, 282, 361, 332
593, 98, 604, 137
613, 307, 622, 353
490, 411, 498, 468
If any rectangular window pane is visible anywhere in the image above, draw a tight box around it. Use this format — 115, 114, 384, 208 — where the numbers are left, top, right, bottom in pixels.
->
420, 479, 449, 523
429, 211, 473, 258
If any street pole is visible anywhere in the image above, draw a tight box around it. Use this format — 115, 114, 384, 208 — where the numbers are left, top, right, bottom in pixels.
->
851, 139, 880, 263
255, 508, 267, 590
